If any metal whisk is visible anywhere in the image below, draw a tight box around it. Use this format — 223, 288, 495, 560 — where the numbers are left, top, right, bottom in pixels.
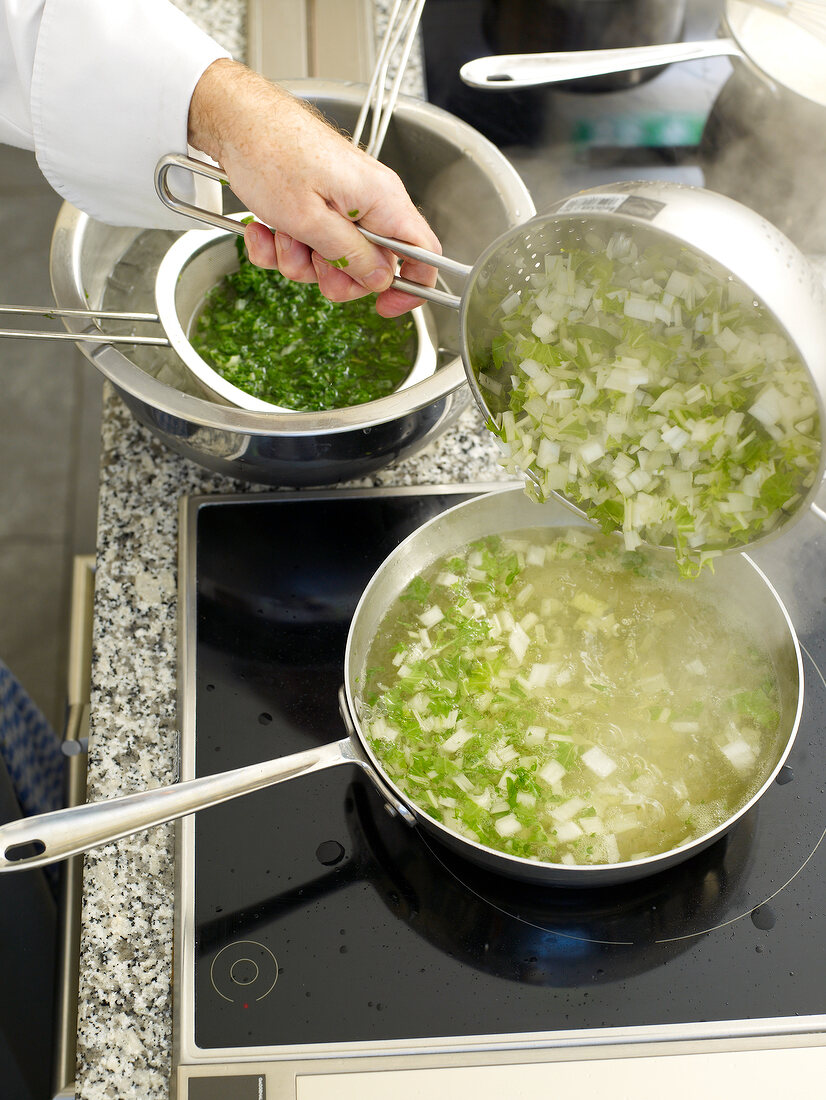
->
351, 0, 426, 159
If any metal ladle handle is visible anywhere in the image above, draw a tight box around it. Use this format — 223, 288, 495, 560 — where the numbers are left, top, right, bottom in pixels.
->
459, 38, 742, 89
154, 153, 469, 310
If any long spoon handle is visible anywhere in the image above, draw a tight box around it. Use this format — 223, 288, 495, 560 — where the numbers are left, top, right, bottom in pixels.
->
459, 38, 742, 89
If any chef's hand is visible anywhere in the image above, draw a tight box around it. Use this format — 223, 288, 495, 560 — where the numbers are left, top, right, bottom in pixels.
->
187, 58, 440, 316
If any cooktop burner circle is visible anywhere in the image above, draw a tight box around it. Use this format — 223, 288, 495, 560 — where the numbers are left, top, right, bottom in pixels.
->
209, 940, 279, 1004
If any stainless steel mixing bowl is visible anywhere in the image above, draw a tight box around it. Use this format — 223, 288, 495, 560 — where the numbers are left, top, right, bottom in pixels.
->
47, 80, 535, 486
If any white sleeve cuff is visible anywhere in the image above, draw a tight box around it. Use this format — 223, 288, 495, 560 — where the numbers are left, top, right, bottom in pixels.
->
30, 0, 231, 229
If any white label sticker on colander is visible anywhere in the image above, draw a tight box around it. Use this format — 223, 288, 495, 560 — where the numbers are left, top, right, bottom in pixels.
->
556, 194, 666, 220
556, 194, 627, 213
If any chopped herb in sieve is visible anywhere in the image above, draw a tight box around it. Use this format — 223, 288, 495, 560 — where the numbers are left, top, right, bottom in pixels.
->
191, 237, 416, 411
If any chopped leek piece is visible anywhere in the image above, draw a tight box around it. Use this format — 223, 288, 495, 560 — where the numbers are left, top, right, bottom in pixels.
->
480, 232, 821, 575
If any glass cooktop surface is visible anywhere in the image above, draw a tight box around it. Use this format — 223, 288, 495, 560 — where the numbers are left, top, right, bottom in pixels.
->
185, 487, 826, 1052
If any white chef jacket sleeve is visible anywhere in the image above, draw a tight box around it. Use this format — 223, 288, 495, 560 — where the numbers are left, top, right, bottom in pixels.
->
2, 0, 231, 229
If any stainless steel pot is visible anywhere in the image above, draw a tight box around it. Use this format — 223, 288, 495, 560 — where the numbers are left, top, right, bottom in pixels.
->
0, 488, 802, 887
46, 80, 535, 486
458, 2, 826, 255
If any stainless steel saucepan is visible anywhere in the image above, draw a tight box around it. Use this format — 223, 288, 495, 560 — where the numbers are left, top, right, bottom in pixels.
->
159, 170, 826, 555
0, 487, 803, 886
459, 0, 826, 108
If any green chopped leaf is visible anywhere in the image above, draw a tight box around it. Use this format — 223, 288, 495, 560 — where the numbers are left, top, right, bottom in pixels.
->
400, 576, 431, 604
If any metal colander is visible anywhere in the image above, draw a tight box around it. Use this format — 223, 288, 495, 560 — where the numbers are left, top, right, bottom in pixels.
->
347, 180, 826, 555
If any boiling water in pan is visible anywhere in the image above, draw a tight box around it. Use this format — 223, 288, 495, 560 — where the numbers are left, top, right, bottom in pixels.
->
361, 526, 787, 868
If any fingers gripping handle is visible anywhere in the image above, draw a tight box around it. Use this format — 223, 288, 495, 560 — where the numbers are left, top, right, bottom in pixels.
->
154, 153, 468, 310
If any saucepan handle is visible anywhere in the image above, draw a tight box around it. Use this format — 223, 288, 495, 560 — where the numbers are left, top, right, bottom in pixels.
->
336, 686, 416, 827
0, 739, 356, 871
154, 153, 467, 310
459, 39, 742, 89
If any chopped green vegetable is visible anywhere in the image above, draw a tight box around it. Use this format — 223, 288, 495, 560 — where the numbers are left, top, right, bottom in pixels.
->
360, 528, 784, 867
400, 576, 431, 604
191, 237, 416, 410
327, 256, 350, 269
479, 232, 821, 575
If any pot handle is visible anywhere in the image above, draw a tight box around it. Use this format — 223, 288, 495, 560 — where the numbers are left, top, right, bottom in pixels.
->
154, 153, 467, 310
0, 738, 356, 871
459, 39, 742, 89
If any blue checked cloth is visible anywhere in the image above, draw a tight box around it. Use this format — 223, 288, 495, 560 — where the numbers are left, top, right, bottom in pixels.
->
0, 659, 64, 818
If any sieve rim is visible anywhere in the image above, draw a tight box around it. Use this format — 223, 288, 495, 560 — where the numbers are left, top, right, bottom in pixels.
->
154, 218, 440, 415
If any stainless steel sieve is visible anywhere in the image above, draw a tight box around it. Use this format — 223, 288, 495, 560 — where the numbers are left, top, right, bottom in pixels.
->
153, 213, 438, 412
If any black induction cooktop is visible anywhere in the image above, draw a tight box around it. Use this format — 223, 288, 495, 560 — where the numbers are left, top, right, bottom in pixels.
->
181, 486, 826, 1055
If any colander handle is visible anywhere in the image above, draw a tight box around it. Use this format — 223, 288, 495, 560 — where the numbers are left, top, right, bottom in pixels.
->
154, 153, 467, 310
154, 153, 246, 235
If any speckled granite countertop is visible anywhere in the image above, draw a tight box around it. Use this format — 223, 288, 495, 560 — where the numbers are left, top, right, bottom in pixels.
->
75, 385, 508, 1099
